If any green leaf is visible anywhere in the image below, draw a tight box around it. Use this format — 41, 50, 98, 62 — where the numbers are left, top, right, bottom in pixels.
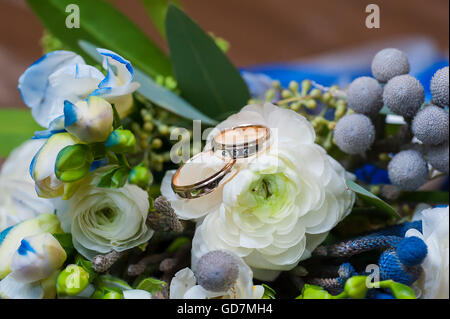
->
346, 179, 400, 220
97, 274, 132, 291
0, 108, 43, 157
26, 0, 172, 77
141, 0, 181, 38
165, 5, 250, 120
79, 40, 217, 125
261, 284, 276, 299
53, 233, 75, 258
96, 165, 130, 188
97, 166, 119, 188
111, 104, 121, 130
135, 277, 166, 294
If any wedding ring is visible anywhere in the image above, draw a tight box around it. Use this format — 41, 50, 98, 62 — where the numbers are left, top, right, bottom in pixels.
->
212, 124, 271, 159
171, 150, 236, 199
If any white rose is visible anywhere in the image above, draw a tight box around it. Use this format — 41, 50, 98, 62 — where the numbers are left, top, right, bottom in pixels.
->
56, 166, 153, 259
0, 140, 54, 231
162, 103, 355, 280
406, 206, 449, 299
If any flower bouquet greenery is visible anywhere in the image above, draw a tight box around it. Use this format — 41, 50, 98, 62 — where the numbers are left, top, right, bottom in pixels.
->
0, 0, 448, 300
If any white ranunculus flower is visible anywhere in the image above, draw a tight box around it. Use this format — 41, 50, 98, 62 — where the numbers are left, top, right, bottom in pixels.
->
56, 166, 153, 259
406, 206, 449, 299
0, 140, 54, 231
169, 254, 264, 299
161, 103, 355, 280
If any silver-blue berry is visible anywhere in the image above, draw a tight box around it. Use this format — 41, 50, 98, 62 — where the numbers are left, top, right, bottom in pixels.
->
334, 114, 375, 155
430, 66, 449, 107
383, 75, 424, 119
195, 250, 239, 293
346, 76, 383, 116
388, 150, 429, 191
426, 142, 449, 175
371, 48, 410, 83
412, 105, 449, 145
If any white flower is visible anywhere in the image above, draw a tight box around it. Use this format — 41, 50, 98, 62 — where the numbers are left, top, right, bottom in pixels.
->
162, 103, 355, 280
18, 49, 139, 129
64, 96, 113, 143
56, 166, 153, 260
406, 206, 449, 299
30, 132, 82, 198
0, 213, 62, 279
170, 253, 264, 299
0, 232, 66, 299
0, 140, 54, 231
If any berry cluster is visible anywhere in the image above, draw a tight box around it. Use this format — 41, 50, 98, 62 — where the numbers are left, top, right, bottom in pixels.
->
334, 48, 448, 190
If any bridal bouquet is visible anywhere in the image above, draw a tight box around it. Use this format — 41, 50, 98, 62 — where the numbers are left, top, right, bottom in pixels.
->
0, 0, 448, 300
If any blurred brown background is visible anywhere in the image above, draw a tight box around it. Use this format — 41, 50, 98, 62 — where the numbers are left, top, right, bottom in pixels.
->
0, 0, 448, 108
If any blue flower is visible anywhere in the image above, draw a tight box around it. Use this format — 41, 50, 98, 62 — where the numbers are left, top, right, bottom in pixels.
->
18, 49, 140, 130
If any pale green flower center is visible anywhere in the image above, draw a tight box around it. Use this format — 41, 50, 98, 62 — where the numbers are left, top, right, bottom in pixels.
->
243, 173, 292, 218
95, 208, 118, 225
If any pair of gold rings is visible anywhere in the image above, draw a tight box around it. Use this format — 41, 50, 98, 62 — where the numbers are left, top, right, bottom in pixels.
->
171, 124, 271, 199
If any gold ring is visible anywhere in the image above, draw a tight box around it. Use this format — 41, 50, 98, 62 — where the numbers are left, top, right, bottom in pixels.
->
171, 150, 236, 199
212, 124, 271, 159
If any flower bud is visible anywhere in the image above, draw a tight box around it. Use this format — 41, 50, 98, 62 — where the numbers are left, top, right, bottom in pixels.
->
297, 284, 334, 299
105, 129, 136, 153
289, 81, 299, 93
388, 281, 416, 299
128, 166, 153, 188
30, 133, 82, 198
103, 291, 123, 299
64, 97, 114, 143
344, 276, 368, 299
57, 264, 89, 296
55, 144, 94, 182
301, 80, 311, 95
